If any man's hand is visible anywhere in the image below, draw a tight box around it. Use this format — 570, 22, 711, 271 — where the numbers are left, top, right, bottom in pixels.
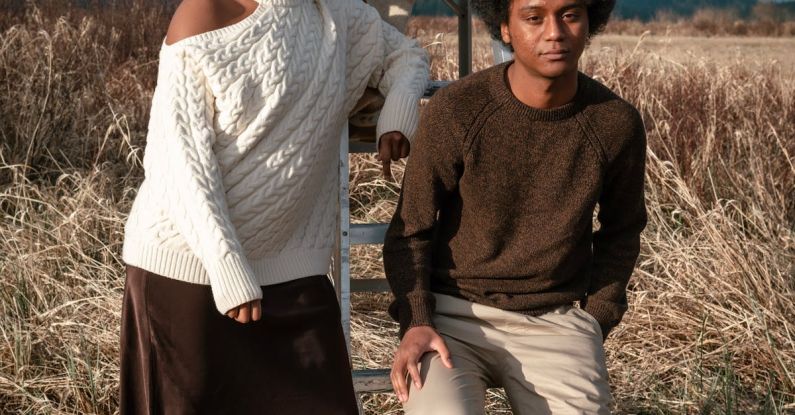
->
226, 299, 261, 324
390, 326, 453, 403
378, 131, 410, 179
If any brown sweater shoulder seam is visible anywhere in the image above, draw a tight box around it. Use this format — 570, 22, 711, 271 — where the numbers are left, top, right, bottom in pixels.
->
574, 112, 609, 166
461, 98, 509, 159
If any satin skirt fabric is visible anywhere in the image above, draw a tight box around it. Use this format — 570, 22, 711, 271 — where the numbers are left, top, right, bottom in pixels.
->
119, 265, 358, 415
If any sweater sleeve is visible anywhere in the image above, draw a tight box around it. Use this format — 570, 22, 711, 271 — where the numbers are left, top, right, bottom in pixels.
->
382, 91, 463, 338
147, 46, 262, 314
343, 0, 429, 148
583, 111, 648, 339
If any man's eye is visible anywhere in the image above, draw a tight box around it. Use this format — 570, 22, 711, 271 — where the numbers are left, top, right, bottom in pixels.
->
563, 12, 580, 21
525, 15, 542, 23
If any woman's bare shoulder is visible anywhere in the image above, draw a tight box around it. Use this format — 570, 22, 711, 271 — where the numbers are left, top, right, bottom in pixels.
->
164, 0, 258, 46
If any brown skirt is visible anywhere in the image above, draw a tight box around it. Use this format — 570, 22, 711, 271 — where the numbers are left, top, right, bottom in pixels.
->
119, 265, 358, 415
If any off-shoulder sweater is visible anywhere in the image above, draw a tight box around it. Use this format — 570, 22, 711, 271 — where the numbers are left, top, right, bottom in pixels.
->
123, 0, 429, 314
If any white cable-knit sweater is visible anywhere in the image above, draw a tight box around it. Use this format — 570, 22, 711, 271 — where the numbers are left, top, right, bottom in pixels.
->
122, 0, 429, 314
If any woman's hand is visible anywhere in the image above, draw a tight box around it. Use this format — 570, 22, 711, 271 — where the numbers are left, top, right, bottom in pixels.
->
378, 131, 410, 179
226, 299, 262, 324
390, 325, 453, 403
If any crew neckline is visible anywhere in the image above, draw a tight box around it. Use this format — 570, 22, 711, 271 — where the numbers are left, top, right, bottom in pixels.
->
160, 0, 306, 49
493, 61, 587, 122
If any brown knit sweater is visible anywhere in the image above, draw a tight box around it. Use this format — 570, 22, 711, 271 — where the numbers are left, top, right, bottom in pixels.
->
383, 61, 647, 339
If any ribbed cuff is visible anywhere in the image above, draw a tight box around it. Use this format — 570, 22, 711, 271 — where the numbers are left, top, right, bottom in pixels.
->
376, 89, 421, 150
205, 253, 263, 315
389, 292, 436, 339
583, 298, 623, 340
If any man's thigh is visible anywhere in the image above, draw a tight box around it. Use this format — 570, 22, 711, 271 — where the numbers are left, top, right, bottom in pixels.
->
501, 306, 612, 415
403, 334, 492, 415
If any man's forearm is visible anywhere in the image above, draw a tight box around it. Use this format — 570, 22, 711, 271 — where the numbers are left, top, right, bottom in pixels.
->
383, 199, 437, 338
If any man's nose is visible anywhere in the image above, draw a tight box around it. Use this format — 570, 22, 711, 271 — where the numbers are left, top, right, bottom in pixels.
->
543, 16, 566, 41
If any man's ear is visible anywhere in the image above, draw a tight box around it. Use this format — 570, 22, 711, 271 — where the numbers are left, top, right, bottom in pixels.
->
500, 22, 511, 45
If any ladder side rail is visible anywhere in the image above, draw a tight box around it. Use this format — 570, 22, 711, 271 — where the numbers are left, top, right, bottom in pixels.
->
492, 39, 513, 64
336, 124, 353, 346
440, 0, 472, 77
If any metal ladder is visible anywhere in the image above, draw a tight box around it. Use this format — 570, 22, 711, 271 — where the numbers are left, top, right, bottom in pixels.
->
332, 0, 513, 408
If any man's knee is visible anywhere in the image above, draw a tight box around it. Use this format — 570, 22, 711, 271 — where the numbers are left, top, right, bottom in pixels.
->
403, 352, 487, 415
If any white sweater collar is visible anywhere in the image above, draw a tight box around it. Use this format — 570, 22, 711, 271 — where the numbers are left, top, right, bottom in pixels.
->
159, 0, 312, 49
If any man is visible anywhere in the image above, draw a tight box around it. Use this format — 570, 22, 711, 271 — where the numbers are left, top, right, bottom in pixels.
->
383, 0, 647, 413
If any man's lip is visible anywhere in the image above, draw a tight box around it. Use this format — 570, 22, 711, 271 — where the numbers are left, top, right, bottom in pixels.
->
541, 50, 570, 60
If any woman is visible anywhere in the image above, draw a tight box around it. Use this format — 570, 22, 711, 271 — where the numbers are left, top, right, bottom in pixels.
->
119, 0, 428, 412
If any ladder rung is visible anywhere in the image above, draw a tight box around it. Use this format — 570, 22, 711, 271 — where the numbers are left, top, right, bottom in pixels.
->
351, 278, 390, 292
350, 223, 387, 245
353, 369, 393, 393
349, 140, 377, 154
425, 80, 450, 98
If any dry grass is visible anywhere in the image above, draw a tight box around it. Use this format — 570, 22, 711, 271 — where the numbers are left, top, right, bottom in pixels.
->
1, 3, 794, 414
589, 35, 795, 75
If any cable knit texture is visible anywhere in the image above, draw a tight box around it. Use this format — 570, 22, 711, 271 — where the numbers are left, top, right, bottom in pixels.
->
123, 0, 429, 314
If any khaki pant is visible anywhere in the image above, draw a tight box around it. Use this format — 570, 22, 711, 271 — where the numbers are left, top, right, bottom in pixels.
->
404, 294, 612, 415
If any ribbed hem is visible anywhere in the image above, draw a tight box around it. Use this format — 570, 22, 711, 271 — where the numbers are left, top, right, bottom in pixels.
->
388, 292, 436, 339
490, 61, 588, 122
123, 240, 208, 283
205, 254, 263, 314
582, 298, 622, 340
250, 247, 333, 285
123, 240, 333, 313
376, 89, 421, 150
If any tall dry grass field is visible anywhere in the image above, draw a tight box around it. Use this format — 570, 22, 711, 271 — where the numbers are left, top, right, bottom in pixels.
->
1, 2, 793, 414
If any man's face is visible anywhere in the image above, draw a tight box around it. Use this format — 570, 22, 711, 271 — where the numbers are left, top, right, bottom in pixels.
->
501, 0, 589, 79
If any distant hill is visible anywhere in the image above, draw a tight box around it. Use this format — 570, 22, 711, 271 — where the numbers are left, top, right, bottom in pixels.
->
612, 0, 794, 20
411, 0, 795, 20
615, 0, 754, 20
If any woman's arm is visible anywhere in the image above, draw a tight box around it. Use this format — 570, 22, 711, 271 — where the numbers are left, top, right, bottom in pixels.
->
342, 0, 430, 148
146, 45, 262, 318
